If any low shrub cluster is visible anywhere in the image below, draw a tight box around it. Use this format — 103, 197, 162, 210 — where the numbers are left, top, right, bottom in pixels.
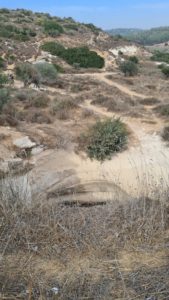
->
41, 42, 105, 68
151, 50, 169, 64
120, 60, 138, 76
0, 23, 36, 41
80, 118, 128, 161
128, 55, 139, 64
0, 88, 10, 111
50, 97, 77, 120
83, 22, 101, 33
35, 62, 58, 85
43, 19, 64, 37
161, 125, 169, 141
154, 104, 169, 116
0, 73, 9, 87
0, 57, 6, 69
15, 62, 58, 86
161, 65, 169, 78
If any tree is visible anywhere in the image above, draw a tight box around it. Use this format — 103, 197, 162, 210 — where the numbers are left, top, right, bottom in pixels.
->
120, 61, 138, 76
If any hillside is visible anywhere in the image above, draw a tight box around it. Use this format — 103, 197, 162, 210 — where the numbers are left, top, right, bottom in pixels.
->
1, 8, 169, 300
0, 8, 133, 62
108, 26, 169, 45
107, 28, 143, 37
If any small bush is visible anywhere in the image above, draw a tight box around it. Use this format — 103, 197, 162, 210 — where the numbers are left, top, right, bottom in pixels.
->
43, 20, 64, 36
161, 66, 169, 78
0, 88, 10, 111
0, 57, 6, 69
129, 55, 139, 64
16, 62, 57, 86
151, 51, 169, 64
154, 104, 169, 116
0, 73, 9, 87
0, 23, 36, 41
162, 126, 169, 141
53, 64, 65, 73
30, 93, 49, 108
15, 63, 40, 86
81, 118, 128, 161
120, 61, 138, 76
41, 42, 65, 56
34, 62, 58, 85
139, 98, 160, 106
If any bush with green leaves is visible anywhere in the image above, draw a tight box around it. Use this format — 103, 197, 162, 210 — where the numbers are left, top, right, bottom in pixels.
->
128, 56, 139, 64
162, 126, 169, 141
15, 63, 40, 85
43, 20, 64, 36
120, 61, 138, 76
161, 66, 169, 78
15, 62, 58, 86
83, 23, 101, 33
0, 74, 9, 87
41, 42, 65, 56
34, 62, 58, 85
81, 118, 128, 161
0, 88, 10, 111
41, 42, 105, 68
0, 57, 6, 69
53, 64, 65, 73
151, 51, 169, 64
0, 23, 36, 41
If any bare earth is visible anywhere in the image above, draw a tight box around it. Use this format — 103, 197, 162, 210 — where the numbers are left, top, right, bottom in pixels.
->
14, 71, 167, 202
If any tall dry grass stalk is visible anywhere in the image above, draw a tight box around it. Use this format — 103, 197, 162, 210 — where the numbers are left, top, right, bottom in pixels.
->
0, 174, 169, 299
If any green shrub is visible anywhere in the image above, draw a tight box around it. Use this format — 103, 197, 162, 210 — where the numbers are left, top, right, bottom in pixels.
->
120, 61, 138, 76
31, 94, 49, 108
83, 23, 101, 33
15, 63, 40, 85
43, 20, 64, 36
63, 23, 79, 31
41, 42, 65, 56
81, 118, 128, 161
0, 8, 10, 14
161, 66, 169, 78
154, 104, 169, 116
41, 42, 105, 68
0, 74, 9, 87
0, 88, 10, 111
162, 126, 169, 141
151, 51, 169, 64
0, 23, 36, 41
53, 64, 65, 73
63, 47, 104, 68
34, 62, 58, 85
129, 56, 139, 64
0, 57, 6, 69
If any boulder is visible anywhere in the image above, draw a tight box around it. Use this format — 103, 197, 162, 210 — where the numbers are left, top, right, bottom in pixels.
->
13, 136, 36, 149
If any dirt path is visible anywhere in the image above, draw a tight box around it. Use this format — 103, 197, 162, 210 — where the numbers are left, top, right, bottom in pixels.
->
64, 72, 147, 99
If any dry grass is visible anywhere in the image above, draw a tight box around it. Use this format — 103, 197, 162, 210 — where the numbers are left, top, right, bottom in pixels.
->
0, 177, 169, 299
50, 96, 78, 120
139, 97, 161, 106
